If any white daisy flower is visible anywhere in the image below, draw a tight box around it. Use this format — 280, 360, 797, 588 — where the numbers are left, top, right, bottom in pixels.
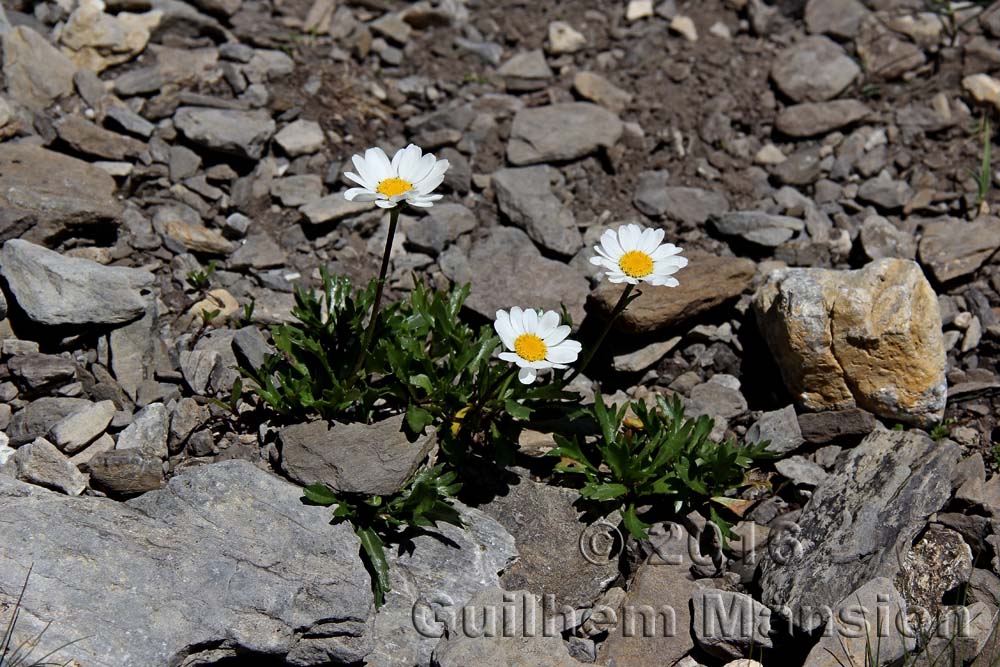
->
343, 144, 449, 209
589, 224, 688, 286
494, 307, 582, 384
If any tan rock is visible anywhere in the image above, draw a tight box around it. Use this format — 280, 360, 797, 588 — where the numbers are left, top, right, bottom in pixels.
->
754, 258, 946, 426
590, 252, 756, 333
547, 21, 586, 54
963, 73, 1000, 113
59, 0, 161, 72
572, 71, 633, 114
159, 218, 236, 255
2, 26, 77, 111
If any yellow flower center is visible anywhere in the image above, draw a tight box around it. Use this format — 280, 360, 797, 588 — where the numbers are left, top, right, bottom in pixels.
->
514, 333, 547, 362
618, 250, 654, 278
376, 177, 413, 198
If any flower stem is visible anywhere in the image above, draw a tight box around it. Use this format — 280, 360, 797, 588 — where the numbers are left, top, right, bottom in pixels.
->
349, 207, 399, 383
564, 283, 636, 385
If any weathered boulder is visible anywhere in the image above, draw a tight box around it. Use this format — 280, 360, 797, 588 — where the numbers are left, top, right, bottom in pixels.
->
480, 477, 619, 608
0, 461, 372, 665
2, 26, 76, 110
507, 103, 622, 165
492, 166, 583, 257
431, 588, 587, 667
754, 258, 946, 425
280, 414, 435, 496
0, 239, 154, 327
173, 106, 276, 159
0, 144, 123, 242
759, 429, 960, 632
591, 252, 755, 333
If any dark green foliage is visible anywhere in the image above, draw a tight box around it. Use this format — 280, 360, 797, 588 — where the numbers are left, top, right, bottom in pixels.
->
303, 464, 463, 608
550, 393, 773, 539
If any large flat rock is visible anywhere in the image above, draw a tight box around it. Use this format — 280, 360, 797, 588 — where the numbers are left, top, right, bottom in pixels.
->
0, 144, 123, 242
0, 239, 154, 326
759, 429, 959, 632
0, 461, 374, 666
507, 102, 622, 166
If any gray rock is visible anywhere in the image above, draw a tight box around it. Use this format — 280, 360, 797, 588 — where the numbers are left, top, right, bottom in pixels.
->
804, 0, 871, 38
771, 36, 860, 103
857, 17, 926, 81
7, 353, 76, 390
801, 578, 913, 667
280, 414, 435, 496
168, 397, 210, 452
746, 405, 804, 455
116, 403, 169, 459
403, 204, 475, 256
53, 115, 146, 161
612, 337, 681, 373
1, 240, 153, 326
7, 397, 92, 446
860, 215, 917, 261
497, 49, 553, 92
2, 26, 76, 110
774, 456, 829, 487
759, 429, 960, 632
274, 119, 325, 156
369, 505, 517, 667
47, 399, 116, 454
432, 588, 586, 667
169, 144, 202, 181
797, 408, 877, 445
179, 349, 218, 395
572, 71, 632, 113
0, 144, 123, 242
440, 226, 589, 325
508, 103, 623, 165
775, 99, 872, 138
688, 378, 747, 420
480, 478, 619, 609
228, 233, 287, 270
660, 187, 729, 227
918, 216, 1000, 283
598, 524, 698, 667
84, 448, 165, 496
0, 461, 373, 665
110, 300, 157, 400
174, 106, 276, 159
711, 211, 804, 248
858, 174, 913, 211
493, 166, 583, 257
106, 105, 156, 138
10, 437, 88, 495
300, 193, 372, 224
271, 174, 324, 207
691, 589, 773, 660
772, 147, 824, 185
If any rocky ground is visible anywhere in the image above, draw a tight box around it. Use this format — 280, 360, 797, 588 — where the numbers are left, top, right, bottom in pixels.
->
2, 0, 1000, 665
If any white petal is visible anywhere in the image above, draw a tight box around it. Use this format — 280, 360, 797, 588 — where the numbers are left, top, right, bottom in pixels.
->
536, 310, 561, 338
518, 367, 537, 384
620, 224, 642, 251
352, 154, 377, 186
499, 351, 523, 364
408, 152, 438, 184
406, 199, 435, 208
542, 324, 571, 347
344, 188, 378, 201
547, 343, 580, 364
414, 173, 445, 195
396, 145, 422, 181
600, 229, 624, 259
494, 310, 517, 349
344, 171, 372, 189
529, 360, 554, 369
522, 308, 538, 333
509, 307, 525, 335
651, 244, 684, 260
374, 199, 398, 209
650, 275, 680, 287
366, 147, 393, 180
642, 228, 665, 253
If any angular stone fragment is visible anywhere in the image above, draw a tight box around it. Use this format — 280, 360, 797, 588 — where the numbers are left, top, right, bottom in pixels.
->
47, 400, 116, 454
280, 414, 434, 496
918, 217, 1000, 284
591, 252, 755, 333
493, 166, 583, 256
775, 99, 871, 138
11, 438, 88, 495
507, 103, 623, 165
0, 240, 153, 326
754, 259, 946, 425
770, 36, 859, 102
173, 106, 275, 159
2, 26, 76, 110
760, 430, 959, 632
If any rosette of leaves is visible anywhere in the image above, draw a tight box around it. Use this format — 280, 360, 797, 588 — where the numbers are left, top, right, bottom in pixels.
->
239, 267, 394, 423
550, 393, 773, 540
302, 464, 464, 608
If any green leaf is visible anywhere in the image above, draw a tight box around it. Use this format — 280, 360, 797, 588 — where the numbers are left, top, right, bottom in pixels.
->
406, 405, 435, 434
409, 373, 434, 394
302, 484, 339, 506
621, 504, 651, 540
357, 526, 392, 608
503, 398, 532, 420
581, 483, 628, 501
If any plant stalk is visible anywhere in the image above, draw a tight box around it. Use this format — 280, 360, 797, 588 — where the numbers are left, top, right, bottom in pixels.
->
349, 207, 400, 383
564, 282, 636, 384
